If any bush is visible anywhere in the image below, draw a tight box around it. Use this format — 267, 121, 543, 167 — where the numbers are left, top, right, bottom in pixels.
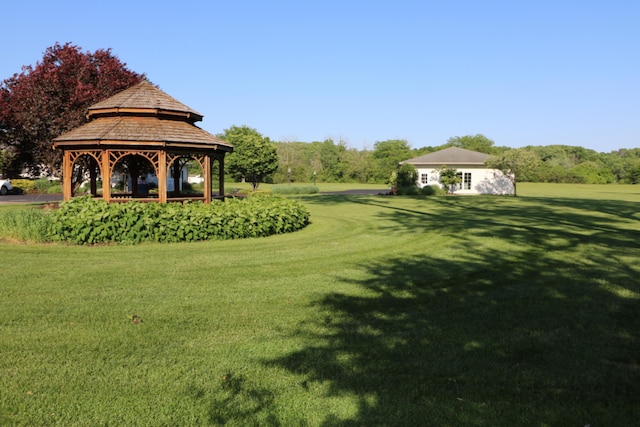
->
6, 178, 62, 195
395, 186, 419, 196
46, 183, 62, 194
397, 164, 418, 187
394, 185, 445, 196
9, 179, 36, 194
420, 185, 446, 196
34, 178, 55, 192
48, 195, 310, 245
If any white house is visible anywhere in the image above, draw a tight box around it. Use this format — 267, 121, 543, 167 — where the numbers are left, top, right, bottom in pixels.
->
400, 147, 514, 195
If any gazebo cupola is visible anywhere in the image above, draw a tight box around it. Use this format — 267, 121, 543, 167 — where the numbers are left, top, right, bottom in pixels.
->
53, 80, 233, 203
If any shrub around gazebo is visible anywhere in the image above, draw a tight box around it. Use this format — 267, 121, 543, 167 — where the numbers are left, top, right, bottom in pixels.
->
47, 195, 310, 244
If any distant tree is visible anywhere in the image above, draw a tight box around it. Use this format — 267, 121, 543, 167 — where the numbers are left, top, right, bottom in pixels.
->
527, 144, 599, 170
485, 149, 540, 196
371, 139, 413, 182
626, 160, 640, 184
343, 146, 374, 183
387, 170, 397, 190
396, 163, 418, 188
0, 42, 143, 176
319, 139, 349, 182
306, 143, 324, 180
600, 148, 640, 183
446, 134, 497, 154
273, 140, 309, 184
569, 161, 615, 184
438, 166, 461, 194
221, 125, 279, 190
528, 163, 572, 183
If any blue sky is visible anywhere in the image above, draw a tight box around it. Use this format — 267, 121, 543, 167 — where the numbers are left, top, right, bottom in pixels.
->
1, 0, 638, 152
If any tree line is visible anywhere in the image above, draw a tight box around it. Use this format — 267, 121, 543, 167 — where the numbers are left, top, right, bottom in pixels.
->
267, 135, 640, 186
2, 43, 639, 186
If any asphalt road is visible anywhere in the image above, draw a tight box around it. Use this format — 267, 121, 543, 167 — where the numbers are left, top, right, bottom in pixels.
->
0, 189, 390, 205
0, 194, 64, 204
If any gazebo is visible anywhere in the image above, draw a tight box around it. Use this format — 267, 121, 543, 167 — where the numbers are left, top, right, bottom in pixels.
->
52, 80, 233, 203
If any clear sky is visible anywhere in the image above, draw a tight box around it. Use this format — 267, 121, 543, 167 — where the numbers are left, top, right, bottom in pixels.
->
1, 0, 638, 152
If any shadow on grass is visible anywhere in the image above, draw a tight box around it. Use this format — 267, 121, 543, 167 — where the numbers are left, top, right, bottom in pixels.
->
207, 373, 279, 426
270, 195, 640, 425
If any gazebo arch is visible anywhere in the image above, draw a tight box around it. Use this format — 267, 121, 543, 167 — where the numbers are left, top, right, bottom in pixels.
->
53, 80, 233, 203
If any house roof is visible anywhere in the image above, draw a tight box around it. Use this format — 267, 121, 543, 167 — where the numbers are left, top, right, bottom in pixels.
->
53, 80, 232, 152
401, 147, 491, 166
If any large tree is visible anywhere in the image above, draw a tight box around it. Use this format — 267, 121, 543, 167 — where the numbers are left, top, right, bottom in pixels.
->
446, 134, 497, 154
371, 139, 413, 182
485, 149, 540, 196
0, 42, 143, 176
221, 125, 279, 190
396, 163, 418, 188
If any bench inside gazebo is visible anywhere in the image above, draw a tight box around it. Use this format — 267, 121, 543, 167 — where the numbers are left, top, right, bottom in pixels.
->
52, 80, 233, 204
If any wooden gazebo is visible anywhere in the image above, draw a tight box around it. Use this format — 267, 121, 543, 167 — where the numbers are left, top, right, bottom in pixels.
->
52, 80, 233, 203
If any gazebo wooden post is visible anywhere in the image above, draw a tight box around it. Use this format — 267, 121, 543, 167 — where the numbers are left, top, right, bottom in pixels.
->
158, 151, 167, 203
62, 150, 73, 201
102, 150, 113, 203
203, 154, 211, 204
101, 150, 111, 202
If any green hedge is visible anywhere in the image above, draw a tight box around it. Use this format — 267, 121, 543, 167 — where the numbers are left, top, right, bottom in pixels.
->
48, 195, 310, 244
395, 185, 447, 196
9, 179, 36, 194
8, 178, 62, 195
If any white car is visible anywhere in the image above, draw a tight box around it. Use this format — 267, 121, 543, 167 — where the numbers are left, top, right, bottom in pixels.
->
0, 176, 12, 195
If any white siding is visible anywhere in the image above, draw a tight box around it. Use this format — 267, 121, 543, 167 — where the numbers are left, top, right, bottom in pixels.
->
416, 166, 513, 195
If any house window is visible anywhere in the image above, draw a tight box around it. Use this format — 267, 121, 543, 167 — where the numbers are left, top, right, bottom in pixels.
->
421, 173, 428, 184
456, 172, 472, 190
462, 172, 471, 190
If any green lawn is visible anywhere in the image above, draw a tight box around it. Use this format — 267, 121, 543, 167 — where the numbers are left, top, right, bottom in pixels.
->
1, 183, 639, 425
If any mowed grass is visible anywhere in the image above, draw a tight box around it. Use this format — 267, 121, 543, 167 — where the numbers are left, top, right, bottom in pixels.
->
1, 183, 639, 425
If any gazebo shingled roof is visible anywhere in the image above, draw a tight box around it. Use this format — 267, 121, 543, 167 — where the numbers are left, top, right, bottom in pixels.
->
87, 79, 204, 122
54, 116, 228, 147
53, 80, 233, 204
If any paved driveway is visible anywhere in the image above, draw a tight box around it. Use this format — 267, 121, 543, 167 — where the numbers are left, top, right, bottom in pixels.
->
0, 194, 64, 205
0, 189, 390, 205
